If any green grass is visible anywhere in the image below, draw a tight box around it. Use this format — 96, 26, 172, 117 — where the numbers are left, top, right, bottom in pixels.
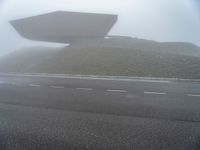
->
0, 37, 200, 79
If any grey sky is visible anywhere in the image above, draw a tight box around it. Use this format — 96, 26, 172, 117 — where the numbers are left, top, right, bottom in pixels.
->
0, 0, 200, 55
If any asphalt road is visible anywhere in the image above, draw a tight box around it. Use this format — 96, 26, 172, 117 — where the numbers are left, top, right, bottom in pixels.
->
0, 74, 200, 150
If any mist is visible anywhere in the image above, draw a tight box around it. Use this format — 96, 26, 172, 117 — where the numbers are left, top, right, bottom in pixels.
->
0, 0, 200, 55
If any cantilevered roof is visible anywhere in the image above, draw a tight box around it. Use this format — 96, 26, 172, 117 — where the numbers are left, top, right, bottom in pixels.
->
10, 11, 118, 43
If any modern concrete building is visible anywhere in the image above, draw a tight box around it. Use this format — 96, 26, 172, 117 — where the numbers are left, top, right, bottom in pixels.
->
10, 11, 118, 43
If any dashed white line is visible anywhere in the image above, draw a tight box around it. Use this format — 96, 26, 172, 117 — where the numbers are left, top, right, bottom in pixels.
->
144, 91, 167, 95
107, 89, 127, 93
29, 84, 41, 87
50, 86, 65, 89
76, 88, 93, 91
188, 94, 200, 97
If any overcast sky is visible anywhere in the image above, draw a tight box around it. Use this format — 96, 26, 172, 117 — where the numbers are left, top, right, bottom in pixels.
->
0, 0, 200, 55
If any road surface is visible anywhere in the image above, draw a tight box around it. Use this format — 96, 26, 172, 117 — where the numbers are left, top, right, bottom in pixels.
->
0, 74, 200, 150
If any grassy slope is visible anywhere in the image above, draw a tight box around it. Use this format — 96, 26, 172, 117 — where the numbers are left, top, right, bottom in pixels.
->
0, 46, 59, 73
35, 46, 200, 79
0, 37, 200, 79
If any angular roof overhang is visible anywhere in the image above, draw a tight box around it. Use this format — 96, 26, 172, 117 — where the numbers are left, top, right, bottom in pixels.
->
10, 11, 118, 43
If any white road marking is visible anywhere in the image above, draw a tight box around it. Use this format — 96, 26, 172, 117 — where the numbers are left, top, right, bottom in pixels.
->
144, 91, 167, 95
188, 94, 200, 97
76, 88, 93, 91
50, 86, 65, 89
136, 80, 170, 83
1, 73, 172, 83
107, 89, 127, 93
29, 84, 41, 87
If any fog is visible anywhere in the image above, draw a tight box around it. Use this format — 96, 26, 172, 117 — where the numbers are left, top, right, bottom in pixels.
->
0, 0, 200, 55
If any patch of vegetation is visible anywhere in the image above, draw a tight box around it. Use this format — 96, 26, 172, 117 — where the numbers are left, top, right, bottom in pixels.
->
0, 37, 200, 79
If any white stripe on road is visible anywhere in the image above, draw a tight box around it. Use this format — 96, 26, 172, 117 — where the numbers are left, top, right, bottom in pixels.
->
0, 73, 171, 83
144, 91, 167, 95
50, 86, 65, 89
76, 88, 93, 91
29, 84, 41, 87
107, 89, 127, 93
188, 94, 200, 97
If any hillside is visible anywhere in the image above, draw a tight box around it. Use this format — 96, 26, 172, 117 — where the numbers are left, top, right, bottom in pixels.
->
0, 36, 200, 79
70, 36, 200, 57
0, 46, 60, 72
